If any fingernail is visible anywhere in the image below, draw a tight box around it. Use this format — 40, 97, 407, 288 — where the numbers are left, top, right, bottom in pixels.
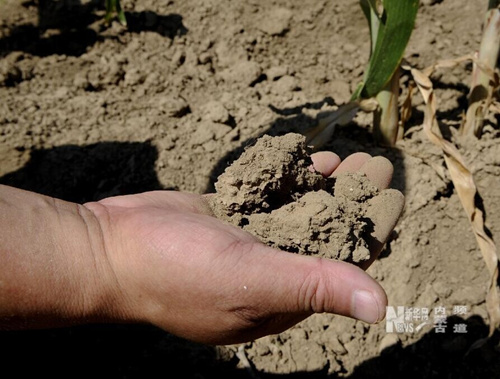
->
352, 290, 381, 323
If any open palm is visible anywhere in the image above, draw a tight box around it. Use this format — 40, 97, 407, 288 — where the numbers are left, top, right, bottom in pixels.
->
84, 152, 404, 344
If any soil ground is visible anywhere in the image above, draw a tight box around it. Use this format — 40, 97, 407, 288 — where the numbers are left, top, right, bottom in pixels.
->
1, 0, 500, 377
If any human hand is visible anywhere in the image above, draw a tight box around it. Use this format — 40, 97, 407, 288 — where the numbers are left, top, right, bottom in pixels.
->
84, 152, 404, 345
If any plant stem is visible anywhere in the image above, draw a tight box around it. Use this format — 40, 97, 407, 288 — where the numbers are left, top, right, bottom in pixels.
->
105, 0, 127, 26
367, 0, 401, 146
374, 67, 401, 146
464, 4, 500, 137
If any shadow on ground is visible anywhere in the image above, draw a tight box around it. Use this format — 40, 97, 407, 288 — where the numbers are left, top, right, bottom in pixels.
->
0, 141, 165, 202
0, 324, 237, 378
0, 0, 187, 57
0, 315, 498, 378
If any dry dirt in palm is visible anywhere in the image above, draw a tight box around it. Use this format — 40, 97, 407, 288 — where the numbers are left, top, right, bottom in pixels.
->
209, 133, 403, 264
1, 0, 499, 377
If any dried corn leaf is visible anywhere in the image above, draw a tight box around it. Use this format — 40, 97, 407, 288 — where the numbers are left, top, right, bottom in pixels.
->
490, 101, 500, 113
400, 78, 416, 129
409, 66, 500, 340
409, 53, 499, 138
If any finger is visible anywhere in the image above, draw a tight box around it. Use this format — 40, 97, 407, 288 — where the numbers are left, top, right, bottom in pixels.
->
331, 152, 372, 177
358, 156, 394, 190
310, 151, 341, 177
235, 245, 387, 326
359, 189, 405, 270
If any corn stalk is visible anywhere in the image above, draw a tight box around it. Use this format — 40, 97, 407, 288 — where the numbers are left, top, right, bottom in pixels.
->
361, 0, 401, 146
105, 0, 127, 26
355, 0, 418, 146
306, 0, 418, 148
462, 1, 500, 137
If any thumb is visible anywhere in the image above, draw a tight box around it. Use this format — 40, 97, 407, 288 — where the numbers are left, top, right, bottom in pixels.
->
238, 244, 387, 325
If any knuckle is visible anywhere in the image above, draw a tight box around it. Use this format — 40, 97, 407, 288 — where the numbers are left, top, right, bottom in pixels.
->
299, 258, 335, 314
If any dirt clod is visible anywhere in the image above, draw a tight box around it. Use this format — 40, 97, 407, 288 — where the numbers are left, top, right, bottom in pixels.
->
209, 133, 396, 263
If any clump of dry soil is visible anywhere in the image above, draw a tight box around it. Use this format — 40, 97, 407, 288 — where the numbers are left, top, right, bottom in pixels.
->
209, 133, 393, 263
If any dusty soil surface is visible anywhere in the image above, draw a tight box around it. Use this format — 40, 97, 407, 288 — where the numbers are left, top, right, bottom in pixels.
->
1, 0, 499, 377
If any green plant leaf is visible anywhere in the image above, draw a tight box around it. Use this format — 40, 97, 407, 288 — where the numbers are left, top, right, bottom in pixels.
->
355, 0, 419, 99
360, 0, 381, 53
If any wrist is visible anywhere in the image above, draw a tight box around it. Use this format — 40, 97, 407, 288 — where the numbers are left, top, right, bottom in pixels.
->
0, 186, 128, 329
74, 201, 133, 325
